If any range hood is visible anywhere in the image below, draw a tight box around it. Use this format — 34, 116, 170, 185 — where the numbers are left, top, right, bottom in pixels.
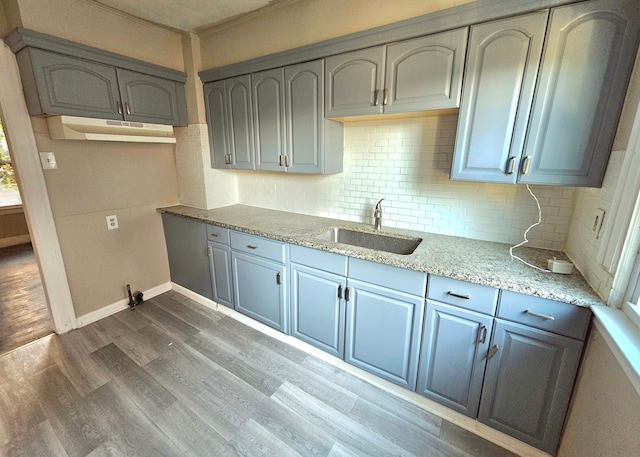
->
46, 115, 176, 143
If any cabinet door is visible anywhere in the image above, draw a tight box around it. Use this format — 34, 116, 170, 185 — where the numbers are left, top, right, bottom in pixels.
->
117, 69, 186, 126
290, 263, 345, 358
384, 28, 467, 114
204, 81, 231, 169
325, 47, 385, 117
226, 75, 255, 170
345, 278, 425, 390
232, 251, 287, 333
25, 48, 121, 120
285, 60, 323, 174
252, 68, 286, 172
207, 241, 233, 309
521, 0, 640, 186
162, 213, 213, 300
478, 319, 584, 454
451, 12, 548, 184
417, 301, 493, 418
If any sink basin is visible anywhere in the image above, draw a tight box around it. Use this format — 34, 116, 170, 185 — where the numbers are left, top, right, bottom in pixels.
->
314, 227, 422, 255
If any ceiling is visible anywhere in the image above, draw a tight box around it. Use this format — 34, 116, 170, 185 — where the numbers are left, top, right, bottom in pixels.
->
88, 0, 293, 33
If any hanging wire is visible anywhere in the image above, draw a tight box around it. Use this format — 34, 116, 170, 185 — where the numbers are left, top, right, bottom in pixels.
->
509, 184, 551, 272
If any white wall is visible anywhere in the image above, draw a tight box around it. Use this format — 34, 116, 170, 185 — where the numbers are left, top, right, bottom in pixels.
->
237, 115, 576, 249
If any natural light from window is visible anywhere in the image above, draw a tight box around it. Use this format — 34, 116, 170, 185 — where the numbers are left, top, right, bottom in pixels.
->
0, 119, 22, 207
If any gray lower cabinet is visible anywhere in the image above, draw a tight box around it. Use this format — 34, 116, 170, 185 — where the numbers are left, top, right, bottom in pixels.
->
478, 290, 591, 454
14, 47, 187, 126
450, 11, 547, 184
345, 259, 427, 390
290, 245, 348, 358
204, 75, 255, 170
478, 320, 583, 454
230, 231, 287, 333
161, 213, 212, 300
417, 301, 494, 417
206, 225, 233, 309
325, 28, 467, 118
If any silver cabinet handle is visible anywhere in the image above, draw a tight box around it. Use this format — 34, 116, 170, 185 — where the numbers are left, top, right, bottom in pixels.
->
345, 287, 351, 302
285, 155, 290, 168
279, 155, 283, 166
207, 246, 212, 258
522, 156, 532, 174
276, 272, 281, 285
383, 88, 388, 105
125, 102, 131, 115
487, 344, 499, 360
209, 233, 219, 237
247, 245, 258, 250
338, 284, 343, 299
117, 101, 123, 115
447, 291, 470, 300
373, 89, 380, 106
479, 325, 487, 344
506, 156, 516, 175
525, 309, 555, 320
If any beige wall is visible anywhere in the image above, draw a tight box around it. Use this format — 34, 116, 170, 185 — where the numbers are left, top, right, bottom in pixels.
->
2, 0, 184, 70
558, 326, 640, 456
30, 117, 179, 317
199, 0, 473, 68
0, 210, 29, 239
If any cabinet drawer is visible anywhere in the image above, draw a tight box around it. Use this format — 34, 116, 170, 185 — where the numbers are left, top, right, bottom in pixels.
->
230, 231, 286, 263
290, 245, 347, 276
498, 291, 591, 340
348, 257, 426, 297
427, 275, 498, 315
207, 225, 230, 244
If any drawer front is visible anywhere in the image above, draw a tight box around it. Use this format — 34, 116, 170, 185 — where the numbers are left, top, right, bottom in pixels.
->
290, 244, 347, 276
427, 275, 498, 315
348, 257, 427, 297
230, 231, 286, 263
207, 225, 230, 244
498, 290, 591, 340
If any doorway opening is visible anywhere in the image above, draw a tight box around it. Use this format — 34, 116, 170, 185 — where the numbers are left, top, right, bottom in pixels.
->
0, 118, 53, 354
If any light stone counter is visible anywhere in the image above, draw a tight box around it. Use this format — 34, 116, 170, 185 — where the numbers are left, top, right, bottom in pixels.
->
159, 204, 604, 308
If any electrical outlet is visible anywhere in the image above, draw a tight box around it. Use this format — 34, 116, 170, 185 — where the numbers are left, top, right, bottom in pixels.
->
39, 152, 57, 169
106, 215, 119, 230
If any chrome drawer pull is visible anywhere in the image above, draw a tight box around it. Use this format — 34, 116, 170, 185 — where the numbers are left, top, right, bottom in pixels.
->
447, 291, 470, 300
338, 284, 343, 299
479, 325, 487, 344
506, 156, 516, 175
276, 272, 281, 285
373, 89, 380, 106
247, 245, 258, 250
209, 233, 219, 237
487, 344, 499, 360
525, 310, 555, 320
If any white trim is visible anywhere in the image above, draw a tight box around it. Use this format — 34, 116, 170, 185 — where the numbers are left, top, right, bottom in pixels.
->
174, 285, 551, 457
75, 282, 171, 327
591, 306, 640, 397
0, 42, 76, 333
0, 234, 31, 248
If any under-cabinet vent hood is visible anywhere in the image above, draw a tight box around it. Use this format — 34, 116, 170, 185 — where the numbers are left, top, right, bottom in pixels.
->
46, 116, 176, 143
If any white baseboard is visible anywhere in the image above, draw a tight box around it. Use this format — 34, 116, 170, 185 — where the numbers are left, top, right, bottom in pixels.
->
170, 285, 550, 457
0, 234, 31, 248
75, 282, 172, 328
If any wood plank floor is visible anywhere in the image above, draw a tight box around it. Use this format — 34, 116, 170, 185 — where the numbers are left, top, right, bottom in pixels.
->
0, 291, 520, 457
0, 243, 53, 355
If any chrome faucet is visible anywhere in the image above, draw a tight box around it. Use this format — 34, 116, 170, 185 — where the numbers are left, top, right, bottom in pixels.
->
373, 198, 384, 230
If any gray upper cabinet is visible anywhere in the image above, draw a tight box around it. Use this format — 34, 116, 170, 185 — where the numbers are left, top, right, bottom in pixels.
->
252, 68, 285, 172
10, 31, 188, 126
451, 12, 548, 184
204, 75, 255, 170
520, 0, 640, 187
452, 0, 640, 187
285, 60, 344, 174
325, 28, 467, 118
325, 46, 385, 117
116, 69, 186, 125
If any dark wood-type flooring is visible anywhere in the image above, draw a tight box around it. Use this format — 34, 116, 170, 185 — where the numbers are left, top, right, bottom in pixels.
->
0, 243, 53, 354
0, 290, 519, 457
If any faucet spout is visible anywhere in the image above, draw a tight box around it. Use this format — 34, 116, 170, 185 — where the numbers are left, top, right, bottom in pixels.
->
373, 198, 384, 230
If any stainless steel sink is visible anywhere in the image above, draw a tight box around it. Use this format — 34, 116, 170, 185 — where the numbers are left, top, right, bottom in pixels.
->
314, 227, 422, 255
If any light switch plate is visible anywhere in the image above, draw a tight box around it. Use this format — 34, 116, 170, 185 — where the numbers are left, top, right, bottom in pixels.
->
593, 208, 605, 239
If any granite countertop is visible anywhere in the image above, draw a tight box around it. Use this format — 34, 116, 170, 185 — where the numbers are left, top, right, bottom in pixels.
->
158, 204, 604, 308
